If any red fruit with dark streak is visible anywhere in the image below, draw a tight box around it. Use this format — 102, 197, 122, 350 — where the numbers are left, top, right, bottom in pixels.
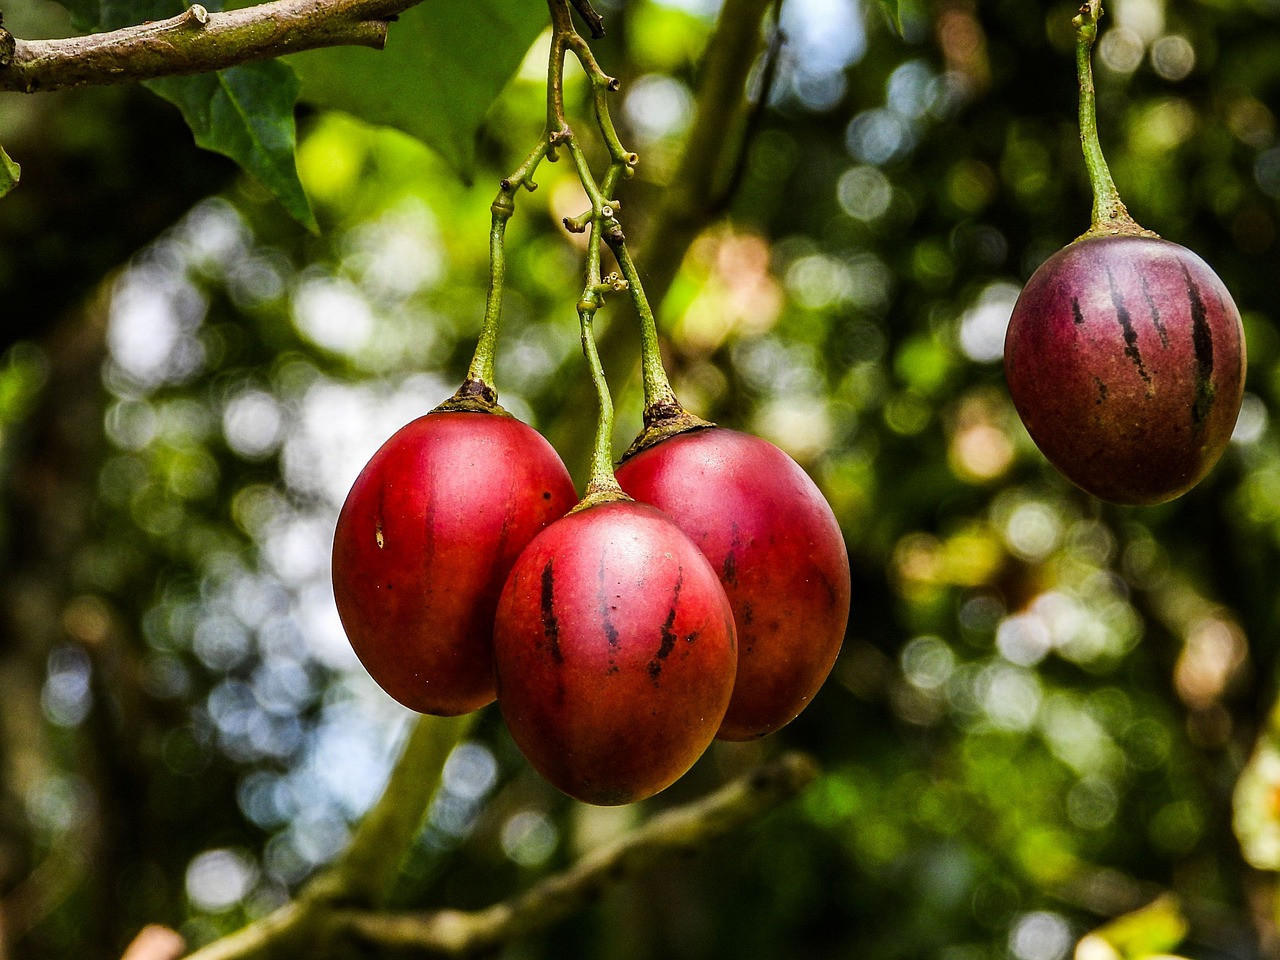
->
493, 500, 736, 805
615, 428, 850, 740
332, 411, 577, 715
1005, 235, 1245, 505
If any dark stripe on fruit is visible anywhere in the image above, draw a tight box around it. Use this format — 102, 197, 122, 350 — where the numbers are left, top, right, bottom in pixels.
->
1106, 268, 1151, 385
1093, 376, 1108, 405
420, 471, 438, 568
815, 567, 840, 608
491, 494, 516, 583
722, 551, 738, 588
647, 568, 684, 682
723, 523, 743, 587
598, 559, 620, 674
1183, 266, 1216, 426
1140, 275, 1170, 348
1071, 298, 1085, 326
540, 560, 563, 664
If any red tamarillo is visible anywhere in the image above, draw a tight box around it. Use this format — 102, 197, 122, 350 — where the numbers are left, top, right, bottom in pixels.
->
493, 500, 737, 805
1003, 1, 1244, 504
616, 428, 850, 740
332, 409, 577, 715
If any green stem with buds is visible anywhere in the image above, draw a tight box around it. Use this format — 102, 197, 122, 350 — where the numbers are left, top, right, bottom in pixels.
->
467, 144, 549, 387
574, 223, 630, 506
544, 0, 709, 461
440, 9, 576, 416
1073, 0, 1156, 240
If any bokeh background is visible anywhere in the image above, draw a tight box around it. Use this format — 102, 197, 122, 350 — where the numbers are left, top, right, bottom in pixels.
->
2, 0, 1280, 957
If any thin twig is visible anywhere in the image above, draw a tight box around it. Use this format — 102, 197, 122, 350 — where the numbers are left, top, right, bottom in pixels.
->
568, 0, 606, 39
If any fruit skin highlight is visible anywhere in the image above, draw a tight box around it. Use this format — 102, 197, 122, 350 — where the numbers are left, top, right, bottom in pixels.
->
493, 500, 737, 806
332, 411, 577, 716
616, 427, 850, 740
1004, 235, 1245, 505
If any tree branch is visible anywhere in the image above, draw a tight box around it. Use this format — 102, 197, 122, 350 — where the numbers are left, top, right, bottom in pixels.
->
179, 713, 475, 960
180, 751, 816, 960
333, 752, 818, 956
315, 712, 476, 908
0, 0, 412, 94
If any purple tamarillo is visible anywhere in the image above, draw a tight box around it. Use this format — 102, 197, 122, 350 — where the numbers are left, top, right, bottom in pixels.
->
1004, 235, 1245, 505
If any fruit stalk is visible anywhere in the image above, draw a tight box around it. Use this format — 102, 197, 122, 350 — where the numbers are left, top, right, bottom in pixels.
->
606, 234, 678, 417
459, 142, 550, 406
1074, 0, 1152, 239
606, 232, 714, 456
576, 220, 629, 504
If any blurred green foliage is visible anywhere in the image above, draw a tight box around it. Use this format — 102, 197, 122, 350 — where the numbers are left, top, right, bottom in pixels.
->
6, 1, 1280, 959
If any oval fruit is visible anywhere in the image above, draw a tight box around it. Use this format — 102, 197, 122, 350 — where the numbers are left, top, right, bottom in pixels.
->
616, 428, 850, 741
1004, 235, 1245, 505
494, 500, 737, 805
332, 411, 577, 715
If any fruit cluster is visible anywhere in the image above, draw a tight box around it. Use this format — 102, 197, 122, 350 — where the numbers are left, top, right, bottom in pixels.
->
332, 409, 850, 805
330, 0, 1246, 809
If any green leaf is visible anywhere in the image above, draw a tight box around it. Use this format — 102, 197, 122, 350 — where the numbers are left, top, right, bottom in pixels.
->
289, 0, 547, 177
48, 0, 315, 229
61, 0, 181, 33
99, 0, 176, 29
146, 63, 317, 231
0, 145, 19, 199
55, 0, 103, 32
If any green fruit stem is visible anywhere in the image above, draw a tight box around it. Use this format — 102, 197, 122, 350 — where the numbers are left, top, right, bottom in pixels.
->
576, 220, 630, 507
440, 142, 549, 415
467, 125, 553, 392
1074, 0, 1154, 240
608, 237, 677, 415
465, 198, 511, 391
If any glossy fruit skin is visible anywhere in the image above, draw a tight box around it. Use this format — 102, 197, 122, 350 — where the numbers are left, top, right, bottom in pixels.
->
615, 428, 850, 741
1005, 235, 1245, 505
493, 500, 736, 805
332, 411, 577, 715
